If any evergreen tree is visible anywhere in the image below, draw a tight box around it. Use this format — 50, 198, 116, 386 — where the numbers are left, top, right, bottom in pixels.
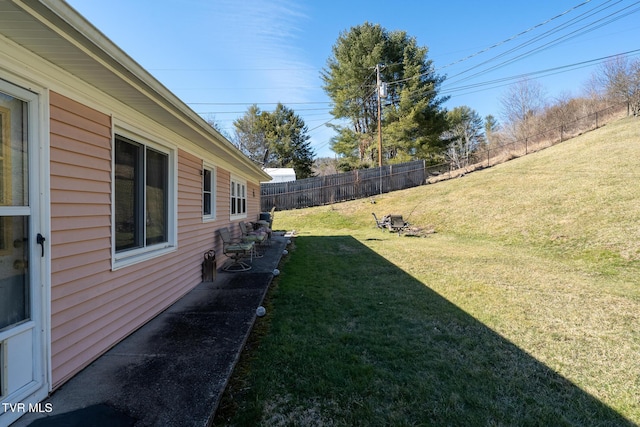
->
232, 104, 267, 162
322, 22, 448, 166
233, 104, 315, 179
484, 114, 500, 147
262, 104, 315, 179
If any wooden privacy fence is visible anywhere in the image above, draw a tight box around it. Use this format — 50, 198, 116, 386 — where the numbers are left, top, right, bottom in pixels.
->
261, 160, 449, 211
261, 101, 632, 212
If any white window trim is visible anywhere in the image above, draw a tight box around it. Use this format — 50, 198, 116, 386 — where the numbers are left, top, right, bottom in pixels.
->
111, 125, 177, 270
230, 175, 247, 220
202, 161, 216, 222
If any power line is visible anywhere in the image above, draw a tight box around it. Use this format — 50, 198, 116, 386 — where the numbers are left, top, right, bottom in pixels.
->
387, 0, 600, 87
439, 0, 596, 71
188, 101, 330, 106
386, 0, 639, 91
194, 46, 640, 120
195, 42, 640, 117
443, 0, 623, 84
149, 67, 319, 72
445, 0, 640, 87
189, 2, 639, 118
442, 48, 640, 94
195, 107, 332, 115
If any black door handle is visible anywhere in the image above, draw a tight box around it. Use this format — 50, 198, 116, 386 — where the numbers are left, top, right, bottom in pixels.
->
36, 233, 45, 257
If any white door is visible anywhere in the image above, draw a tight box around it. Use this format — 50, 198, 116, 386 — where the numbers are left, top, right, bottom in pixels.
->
0, 80, 48, 425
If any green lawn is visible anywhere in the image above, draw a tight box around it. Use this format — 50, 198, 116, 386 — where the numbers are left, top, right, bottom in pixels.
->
215, 117, 640, 426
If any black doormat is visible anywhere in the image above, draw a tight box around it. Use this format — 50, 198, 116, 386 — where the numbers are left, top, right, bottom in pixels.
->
28, 403, 136, 427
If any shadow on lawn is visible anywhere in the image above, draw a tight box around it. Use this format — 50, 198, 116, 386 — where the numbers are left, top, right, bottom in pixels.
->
266, 235, 635, 426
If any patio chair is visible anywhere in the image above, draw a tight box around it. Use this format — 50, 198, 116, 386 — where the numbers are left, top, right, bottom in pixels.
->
239, 221, 267, 257
218, 227, 254, 272
372, 212, 389, 229
256, 206, 275, 243
388, 215, 409, 234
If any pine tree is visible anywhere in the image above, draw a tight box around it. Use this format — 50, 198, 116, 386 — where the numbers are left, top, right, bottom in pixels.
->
233, 104, 315, 179
322, 22, 448, 166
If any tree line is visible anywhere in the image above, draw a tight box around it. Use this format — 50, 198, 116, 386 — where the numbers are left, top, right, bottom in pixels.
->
217, 22, 640, 178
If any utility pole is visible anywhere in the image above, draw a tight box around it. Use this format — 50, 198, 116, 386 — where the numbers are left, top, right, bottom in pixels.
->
376, 64, 387, 195
376, 64, 383, 167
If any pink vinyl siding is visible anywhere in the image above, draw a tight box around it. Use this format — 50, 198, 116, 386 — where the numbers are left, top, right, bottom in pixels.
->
49, 92, 113, 387
176, 149, 220, 271
49, 91, 262, 388
247, 181, 261, 215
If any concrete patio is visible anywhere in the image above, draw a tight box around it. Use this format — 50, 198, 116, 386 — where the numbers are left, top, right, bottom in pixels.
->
12, 233, 291, 427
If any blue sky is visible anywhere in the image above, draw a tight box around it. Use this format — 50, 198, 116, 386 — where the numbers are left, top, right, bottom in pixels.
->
66, 0, 640, 158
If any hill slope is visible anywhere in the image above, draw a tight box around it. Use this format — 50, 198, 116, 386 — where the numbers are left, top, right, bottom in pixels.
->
282, 116, 640, 263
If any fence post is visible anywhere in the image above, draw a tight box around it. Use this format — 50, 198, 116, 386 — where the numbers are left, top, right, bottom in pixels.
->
285, 182, 289, 210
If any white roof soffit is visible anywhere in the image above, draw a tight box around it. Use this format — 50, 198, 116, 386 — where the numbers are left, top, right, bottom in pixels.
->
1, 0, 269, 181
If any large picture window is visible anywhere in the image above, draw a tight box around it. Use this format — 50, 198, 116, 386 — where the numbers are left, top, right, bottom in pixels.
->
114, 134, 173, 264
230, 177, 246, 218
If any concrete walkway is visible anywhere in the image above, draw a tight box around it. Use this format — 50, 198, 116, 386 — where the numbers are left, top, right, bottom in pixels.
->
13, 234, 290, 427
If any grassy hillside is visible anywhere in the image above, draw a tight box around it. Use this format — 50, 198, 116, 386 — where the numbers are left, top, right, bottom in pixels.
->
282, 116, 640, 264
219, 117, 640, 425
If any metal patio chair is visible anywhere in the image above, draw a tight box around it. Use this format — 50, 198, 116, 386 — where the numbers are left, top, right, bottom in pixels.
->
218, 227, 254, 272
372, 212, 390, 229
239, 221, 267, 258
387, 215, 410, 234
256, 206, 275, 244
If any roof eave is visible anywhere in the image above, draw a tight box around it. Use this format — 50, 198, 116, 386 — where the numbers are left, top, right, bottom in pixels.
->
9, 0, 271, 182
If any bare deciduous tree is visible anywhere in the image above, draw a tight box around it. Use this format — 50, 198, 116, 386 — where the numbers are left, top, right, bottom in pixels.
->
500, 78, 547, 143
544, 91, 581, 133
205, 115, 231, 140
444, 106, 485, 170
313, 157, 339, 176
593, 55, 640, 116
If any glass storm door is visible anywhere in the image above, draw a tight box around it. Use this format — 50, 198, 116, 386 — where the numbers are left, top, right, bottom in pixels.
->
0, 81, 46, 424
